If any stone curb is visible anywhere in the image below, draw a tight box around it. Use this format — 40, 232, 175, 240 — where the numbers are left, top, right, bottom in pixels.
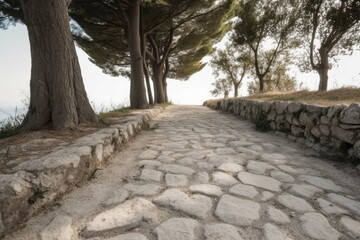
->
0, 106, 163, 237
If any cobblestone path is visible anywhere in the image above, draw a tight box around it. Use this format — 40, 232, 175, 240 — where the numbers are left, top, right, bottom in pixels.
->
6, 105, 360, 240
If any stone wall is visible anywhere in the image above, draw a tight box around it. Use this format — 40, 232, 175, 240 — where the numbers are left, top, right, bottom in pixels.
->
204, 98, 360, 163
0, 107, 163, 237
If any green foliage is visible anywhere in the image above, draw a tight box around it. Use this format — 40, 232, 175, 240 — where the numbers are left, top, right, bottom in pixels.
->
210, 78, 232, 98
0, 0, 23, 29
0, 111, 24, 139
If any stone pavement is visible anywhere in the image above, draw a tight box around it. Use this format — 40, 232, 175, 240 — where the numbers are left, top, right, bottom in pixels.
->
5, 105, 360, 240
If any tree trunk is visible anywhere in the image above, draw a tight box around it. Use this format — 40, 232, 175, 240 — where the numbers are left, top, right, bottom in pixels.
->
259, 75, 265, 92
127, 0, 148, 109
20, 0, 97, 130
152, 62, 166, 103
143, 61, 154, 105
233, 82, 239, 97
317, 48, 329, 91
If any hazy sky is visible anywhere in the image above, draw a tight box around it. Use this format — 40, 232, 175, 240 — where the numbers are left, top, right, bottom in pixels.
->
1, 24, 360, 114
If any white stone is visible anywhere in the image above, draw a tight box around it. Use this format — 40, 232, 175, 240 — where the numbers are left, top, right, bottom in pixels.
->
107, 233, 148, 240
157, 155, 176, 163
228, 141, 251, 147
40, 215, 73, 240
278, 165, 298, 174
262, 223, 289, 240
103, 189, 129, 207
177, 157, 197, 165
140, 169, 163, 182
189, 184, 223, 197
84, 198, 158, 237
289, 184, 323, 198
238, 172, 282, 192
215, 194, 260, 226
204, 223, 243, 240
300, 212, 341, 240
138, 149, 158, 160
123, 183, 162, 196
137, 160, 162, 169
153, 189, 213, 219
217, 163, 244, 173
328, 193, 360, 215
154, 218, 201, 240
197, 172, 210, 183
159, 164, 195, 175
270, 171, 294, 183
246, 161, 276, 174
266, 206, 290, 224
316, 198, 348, 215
215, 148, 237, 155
165, 174, 188, 187
197, 161, 215, 170
277, 194, 314, 212
229, 184, 259, 199
261, 191, 274, 201
340, 216, 360, 239
261, 153, 287, 164
212, 171, 238, 186
299, 175, 344, 192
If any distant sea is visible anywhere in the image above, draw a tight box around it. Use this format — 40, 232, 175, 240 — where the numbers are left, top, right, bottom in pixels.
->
0, 106, 26, 123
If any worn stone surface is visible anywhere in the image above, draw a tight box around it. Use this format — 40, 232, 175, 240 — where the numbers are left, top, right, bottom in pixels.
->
217, 163, 243, 173
262, 223, 288, 240
123, 183, 162, 196
327, 193, 360, 215
316, 198, 349, 215
229, 184, 259, 198
40, 215, 73, 240
165, 174, 189, 187
238, 172, 282, 192
204, 223, 243, 240
212, 171, 238, 186
159, 164, 195, 176
300, 212, 342, 240
103, 189, 129, 207
246, 161, 276, 174
266, 206, 290, 224
270, 171, 294, 183
339, 216, 360, 239
289, 184, 323, 198
299, 175, 344, 192
106, 233, 148, 240
140, 169, 163, 182
189, 184, 223, 197
154, 218, 200, 240
277, 194, 314, 212
215, 194, 260, 226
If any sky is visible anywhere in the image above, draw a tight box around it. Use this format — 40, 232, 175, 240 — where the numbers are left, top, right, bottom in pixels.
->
0, 24, 360, 120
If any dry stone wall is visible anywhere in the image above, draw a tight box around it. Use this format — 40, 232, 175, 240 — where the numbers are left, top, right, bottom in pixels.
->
204, 98, 360, 163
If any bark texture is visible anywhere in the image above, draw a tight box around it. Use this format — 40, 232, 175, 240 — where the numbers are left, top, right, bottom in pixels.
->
20, 0, 97, 130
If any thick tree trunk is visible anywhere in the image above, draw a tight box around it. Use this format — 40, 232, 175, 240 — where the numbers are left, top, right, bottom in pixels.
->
20, 0, 97, 130
127, 0, 148, 109
258, 75, 265, 92
143, 62, 154, 105
233, 82, 239, 97
317, 48, 329, 91
152, 63, 166, 103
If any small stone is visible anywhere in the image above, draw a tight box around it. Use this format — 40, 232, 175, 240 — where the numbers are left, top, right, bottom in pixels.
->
123, 183, 162, 196
238, 172, 282, 192
138, 149, 158, 159
103, 189, 129, 207
140, 169, 163, 182
246, 161, 276, 174
159, 164, 195, 176
270, 171, 294, 183
215, 194, 260, 226
137, 160, 162, 169
278, 165, 297, 174
157, 155, 177, 163
299, 175, 344, 192
300, 212, 341, 240
177, 157, 197, 165
262, 223, 288, 240
215, 148, 237, 155
40, 215, 73, 240
106, 233, 148, 240
197, 172, 210, 183
328, 193, 360, 215
289, 184, 323, 198
261, 191, 274, 201
153, 189, 213, 219
212, 172, 238, 186
266, 206, 290, 224
197, 161, 215, 170
316, 198, 348, 215
229, 184, 259, 198
277, 194, 314, 212
154, 218, 201, 240
165, 174, 189, 187
217, 163, 244, 173
261, 153, 287, 164
204, 223, 243, 240
340, 216, 360, 239
189, 184, 223, 197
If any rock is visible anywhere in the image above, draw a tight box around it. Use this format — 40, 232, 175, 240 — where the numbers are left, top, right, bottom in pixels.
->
196, 172, 210, 183
189, 184, 223, 197
153, 189, 213, 219
157, 155, 177, 163
106, 233, 148, 240
289, 184, 323, 198
327, 193, 360, 215
217, 163, 244, 173
261, 191, 274, 201
165, 174, 189, 187
340, 103, 360, 124
140, 169, 163, 182
262, 223, 288, 240
260, 153, 287, 164
103, 189, 129, 207
84, 198, 159, 237
278, 165, 298, 174
137, 149, 158, 160
300, 212, 341, 240
229, 184, 259, 198
316, 198, 348, 215
215, 194, 260, 226
197, 161, 214, 170
288, 102, 305, 113
291, 125, 304, 137
228, 141, 251, 147
246, 161, 276, 174
123, 183, 162, 196
177, 157, 197, 165
40, 215, 73, 240
159, 164, 195, 176
238, 172, 282, 192
330, 126, 356, 144
154, 218, 201, 240
204, 223, 243, 240
339, 216, 360, 239
270, 171, 294, 183
299, 175, 344, 192
137, 160, 162, 169
277, 194, 314, 212
266, 206, 290, 224
211, 171, 238, 186
215, 148, 237, 155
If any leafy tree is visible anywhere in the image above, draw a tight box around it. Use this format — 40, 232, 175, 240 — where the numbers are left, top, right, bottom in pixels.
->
0, 0, 98, 130
210, 44, 251, 97
210, 78, 232, 98
232, 0, 300, 92
300, 0, 360, 91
